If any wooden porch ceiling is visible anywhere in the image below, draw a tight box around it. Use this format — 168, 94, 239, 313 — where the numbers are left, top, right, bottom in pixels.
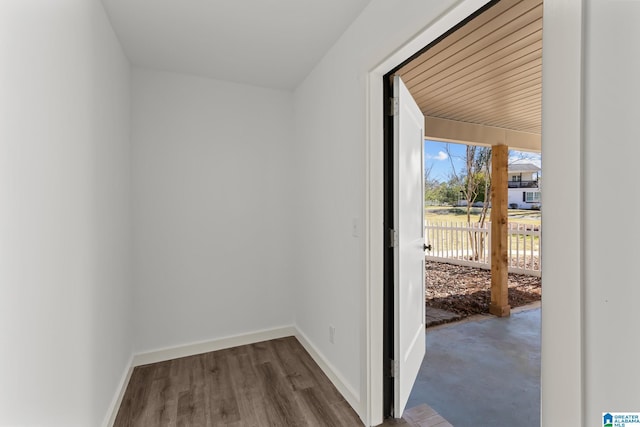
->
396, 0, 542, 152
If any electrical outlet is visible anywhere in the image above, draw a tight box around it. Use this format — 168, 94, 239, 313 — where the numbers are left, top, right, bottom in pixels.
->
329, 325, 335, 344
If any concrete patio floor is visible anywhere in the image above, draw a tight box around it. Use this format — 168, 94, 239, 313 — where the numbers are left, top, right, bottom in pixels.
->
406, 306, 541, 427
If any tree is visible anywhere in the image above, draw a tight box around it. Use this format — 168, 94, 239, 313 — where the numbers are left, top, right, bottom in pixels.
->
424, 162, 439, 203
474, 147, 491, 228
445, 143, 492, 260
445, 144, 492, 223
424, 174, 462, 206
508, 149, 541, 166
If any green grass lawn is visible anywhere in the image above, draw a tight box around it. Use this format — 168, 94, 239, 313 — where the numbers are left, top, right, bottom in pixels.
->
425, 206, 541, 226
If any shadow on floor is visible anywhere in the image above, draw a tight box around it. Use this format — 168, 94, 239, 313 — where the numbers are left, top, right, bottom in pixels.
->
407, 307, 541, 427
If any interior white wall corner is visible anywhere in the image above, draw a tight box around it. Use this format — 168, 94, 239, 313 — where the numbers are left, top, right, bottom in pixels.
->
291, 0, 466, 423
131, 68, 295, 355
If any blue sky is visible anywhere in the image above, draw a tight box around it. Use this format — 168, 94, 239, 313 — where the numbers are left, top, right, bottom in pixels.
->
424, 140, 542, 182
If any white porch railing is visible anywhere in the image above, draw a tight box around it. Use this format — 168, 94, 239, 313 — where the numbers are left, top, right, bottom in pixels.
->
425, 221, 541, 277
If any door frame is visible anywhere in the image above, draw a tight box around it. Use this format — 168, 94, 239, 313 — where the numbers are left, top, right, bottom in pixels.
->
365, 2, 493, 422
363, 0, 584, 424
380, 5, 497, 413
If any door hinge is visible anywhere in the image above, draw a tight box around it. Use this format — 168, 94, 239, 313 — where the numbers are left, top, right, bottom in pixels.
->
390, 359, 399, 378
387, 97, 399, 116
389, 229, 398, 248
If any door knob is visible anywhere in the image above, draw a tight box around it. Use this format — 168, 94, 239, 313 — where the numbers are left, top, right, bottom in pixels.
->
424, 244, 432, 251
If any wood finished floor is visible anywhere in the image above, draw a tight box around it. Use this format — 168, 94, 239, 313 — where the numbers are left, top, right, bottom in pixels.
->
114, 336, 364, 426
381, 404, 453, 427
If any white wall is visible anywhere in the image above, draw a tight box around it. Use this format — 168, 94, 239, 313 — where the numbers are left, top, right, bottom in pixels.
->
296, 0, 637, 424
507, 189, 540, 209
583, 0, 640, 422
131, 69, 294, 353
0, 1, 132, 426
292, 0, 460, 413
2, 1, 636, 425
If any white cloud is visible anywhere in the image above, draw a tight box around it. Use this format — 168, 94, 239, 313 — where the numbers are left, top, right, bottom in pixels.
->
427, 151, 449, 161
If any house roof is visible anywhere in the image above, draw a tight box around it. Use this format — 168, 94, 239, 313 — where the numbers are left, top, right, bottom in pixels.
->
508, 163, 541, 173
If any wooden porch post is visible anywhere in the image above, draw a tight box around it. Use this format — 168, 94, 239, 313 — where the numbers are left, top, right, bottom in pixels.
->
490, 144, 510, 317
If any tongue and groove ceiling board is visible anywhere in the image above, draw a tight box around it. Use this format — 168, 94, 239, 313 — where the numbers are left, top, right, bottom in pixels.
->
397, 0, 543, 146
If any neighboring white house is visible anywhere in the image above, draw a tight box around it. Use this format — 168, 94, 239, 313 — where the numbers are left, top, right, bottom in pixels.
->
508, 163, 541, 209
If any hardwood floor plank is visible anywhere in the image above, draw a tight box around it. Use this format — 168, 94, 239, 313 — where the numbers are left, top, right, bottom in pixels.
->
329, 400, 366, 427
153, 360, 172, 381
271, 337, 316, 391
181, 382, 209, 427
141, 378, 175, 426
247, 340, 287, 379
114, 364, 156, 426
113, 337, 363, 427
377, 418, 412, 426
294, 344, 346, 405
226, 351, 270, 426
203, 350, 241, 425
257, 361, 306, 426
295, 386, 342, 426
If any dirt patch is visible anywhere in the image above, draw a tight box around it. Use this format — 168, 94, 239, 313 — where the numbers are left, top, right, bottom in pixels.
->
426, 261, 541, 318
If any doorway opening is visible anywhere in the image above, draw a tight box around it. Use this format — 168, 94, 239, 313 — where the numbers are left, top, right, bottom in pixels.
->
423, 140, 541, 323
382, 0, 543, 423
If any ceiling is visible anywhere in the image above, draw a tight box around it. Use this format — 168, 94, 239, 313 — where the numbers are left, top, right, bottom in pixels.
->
101, 0, 372, 90
100, 0, 542, 148
397, 0, 542, 140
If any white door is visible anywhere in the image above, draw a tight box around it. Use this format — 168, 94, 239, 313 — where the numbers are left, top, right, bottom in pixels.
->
393, 75, 426, 417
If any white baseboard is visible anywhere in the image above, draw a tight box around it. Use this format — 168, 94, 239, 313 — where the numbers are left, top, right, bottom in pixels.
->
294, 328, 361, 417
132, 325, 296, 367
102, 355, 134, 427
104, 325, 361, 426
